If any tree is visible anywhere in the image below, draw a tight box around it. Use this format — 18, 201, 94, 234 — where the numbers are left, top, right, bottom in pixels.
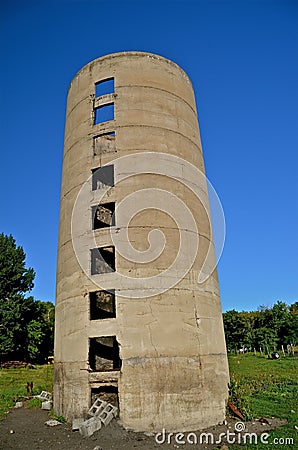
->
223, 300, 298, 352
0, 233, 54, 363
0, 233, 35, 298
223, 309, 254, 350
280, 302, 298, 347
253, 326, 278, 351
27, 319, 49, 361
31, 300, 55, 359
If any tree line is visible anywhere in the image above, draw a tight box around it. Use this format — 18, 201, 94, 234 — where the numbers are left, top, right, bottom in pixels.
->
223, 301, 298, 352
0, 233, 54, 364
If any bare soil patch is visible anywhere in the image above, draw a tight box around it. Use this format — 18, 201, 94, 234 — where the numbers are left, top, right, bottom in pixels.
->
0, 407, 286, 450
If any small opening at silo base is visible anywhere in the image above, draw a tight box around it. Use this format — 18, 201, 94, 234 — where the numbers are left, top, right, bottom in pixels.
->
95, 78, 114, 98
92, 202, 115, 229
91, 246, 115, 275
91, 386, 119, 409
94, 103, 114, 125
92, 165, 114, 190
89, 336, 121, 371
90, 290, 116, 320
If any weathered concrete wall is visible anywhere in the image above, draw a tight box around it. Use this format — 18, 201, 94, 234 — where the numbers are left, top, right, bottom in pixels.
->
54, 52, 229, 432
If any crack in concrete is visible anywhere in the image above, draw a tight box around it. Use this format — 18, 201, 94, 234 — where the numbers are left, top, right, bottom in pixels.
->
147, 300, 158, 357
194, 303, 202, 370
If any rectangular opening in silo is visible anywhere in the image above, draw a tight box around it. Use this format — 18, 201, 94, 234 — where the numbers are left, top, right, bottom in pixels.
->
91, 386, 119, 409
93, 132, 116, 156
95, 78, 114, 98
89, 336, 121, 371
91, 246, 115, 275
92, 164, 114, 190
94, 103, 114, 125
90, 290, 116, 320
92, 203, 115, 229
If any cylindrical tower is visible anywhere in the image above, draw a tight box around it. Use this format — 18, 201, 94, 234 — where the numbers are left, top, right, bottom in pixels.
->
54, 51, 229, 432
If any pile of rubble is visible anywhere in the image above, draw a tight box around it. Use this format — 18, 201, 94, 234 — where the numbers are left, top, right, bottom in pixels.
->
1, 361, 34, 369
73, 398, 118, 437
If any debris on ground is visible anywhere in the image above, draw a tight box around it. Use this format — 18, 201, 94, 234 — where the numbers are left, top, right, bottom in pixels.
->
227, 401, 244, 420
144, 431, 155, 437
72, 417, 85, 431
79, 416, 102, 437
15, 402, 23, 408
1, 361, 34, 369
259, 417, 270, 425
45, 419, 61, 427
35, 390, 52, 402
41, 400, 52, 410
75, 398, 118, 437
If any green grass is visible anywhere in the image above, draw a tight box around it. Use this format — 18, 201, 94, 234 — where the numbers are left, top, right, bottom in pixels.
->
0, 364, 54, 418
228, 354, 298, 449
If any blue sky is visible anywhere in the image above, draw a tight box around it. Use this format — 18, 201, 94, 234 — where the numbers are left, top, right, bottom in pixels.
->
0, 0, 297, 312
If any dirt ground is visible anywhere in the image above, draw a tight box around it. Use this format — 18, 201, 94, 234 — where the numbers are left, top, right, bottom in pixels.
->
0, 407, 286, 450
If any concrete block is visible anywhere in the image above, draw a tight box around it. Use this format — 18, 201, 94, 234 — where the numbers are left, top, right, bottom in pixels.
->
105, 403, 118, 416
88, 398, 107, 417
99, 410, 114, 426
36, 391, 52, 401
72, 417, 85, 431
41, 400, 52, 410
99, 403, 118, 426
79, 416, 102, 437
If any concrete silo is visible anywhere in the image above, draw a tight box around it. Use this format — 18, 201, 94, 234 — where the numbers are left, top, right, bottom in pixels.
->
54, 51, 229, 432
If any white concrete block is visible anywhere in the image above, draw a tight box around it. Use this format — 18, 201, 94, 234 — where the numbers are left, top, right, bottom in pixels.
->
99, 403, 118, 426
36, 391, 52, 401
41, 400, 52, 410
79, 416, 102, 437
72, 417, 85, 430
88, 398, 107, 417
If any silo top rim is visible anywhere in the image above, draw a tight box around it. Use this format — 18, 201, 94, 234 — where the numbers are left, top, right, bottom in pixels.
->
70, 51, 192, 87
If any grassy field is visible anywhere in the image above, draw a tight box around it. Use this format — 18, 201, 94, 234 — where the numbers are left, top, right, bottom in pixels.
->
228, 354, 297, 448
0, 364, 54, 418
0, 355, 297, 448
